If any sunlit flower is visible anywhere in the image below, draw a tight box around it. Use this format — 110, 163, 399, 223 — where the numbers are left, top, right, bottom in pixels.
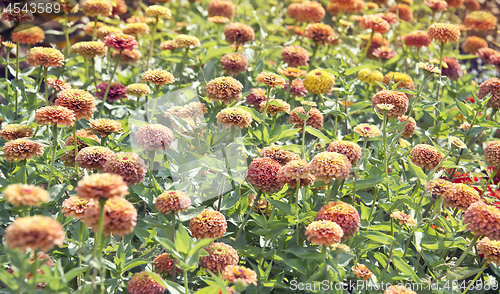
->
113, 49, 141, 63
477, 48, 500, 70
75, 146, 114, 171
161, 40, 178, 51
356, 15, 390, 34
417, 62, 441, 79
398, 115, 416, 138
46, 78, 71, 92
95, 82, 128, 102
390, 210, 417, 226
224, 23, 255, 45
478, 78, 500, 109
304, 23, 334, 44
464, 11, 497, 31
317, 201, 360, 240
278, 67, 306, 79
245, 88, 267, 108
104, 33, 138, 51
71, 41, 107, 58
425, 178, 452, 197
81, 0, 112, 17
372, 90, 409, 118
309, 151, 352, 183
126, 84, 151, 97
189, 209, 227, 239
260, 145, 300, 165
76, 173, 128, 200
111, 0, 127, 16
247, 157, 283, 192
103, 152, 147, 186
97, 26, 123, 40
358, 68, 383, 84
403, 31, 432, 48
5, 216, 64, 251
303, 69, 335, 94
410, 144, 443, 171
442, 183, 480, 210
175, 34, 201, 49
1, 9, 34, 22
2, 184, 48, 207
145, 5, 172, 18
388, 4, 413, 22
155, 190, 191, 214
464, 201, 500, 240
352, 264, 373, 281
208, 16, 230, 24
83, 197, 137, 237
427, 23, 460, 43
441, 57, 462, 81
259, 98, 290, 116
141, 69, 175, 86
281, 45, 310, 67
459, 121, 471, 130
478, 237, 500, 265
353, 123, 381, 138
62, 196, 89, 219
154, 253, 180, 275
135, 124, 173, 151
61, 130, 99, 166
206, 76, 243, 104
485, 141, 500, 167
12, 26, 44, 45
126, 15, 156, 24
216, 107, 253, 129
221, 53, 248, 76
208, 0, 235, 19
327, 141, 362, 165
88, 118, 123, 137
26, 47, 64, 68
55, 89, 97, 120
0, 124, 34, 141
123, 22, 150, 36
382, 72, 415, 90
463, 36, 488, 55
222, 265, 258, 285
3, 139, 43, 162
277, 159, 315, 188
305, 220, 343, 246
127, 271, 165, 294
372, 46, 396, 59
200, 242, 239, 273
285, 79, 308, 98
292, 1, 326, 23
289, 106, 323, 131
360, 33, 389, 58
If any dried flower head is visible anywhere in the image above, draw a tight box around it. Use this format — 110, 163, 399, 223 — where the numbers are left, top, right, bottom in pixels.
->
75, 146, 114, 171
353, 123, 381, 138
71, 41, 107, 58
26, 47, 64, 68
175, 34, 201, 48
224, 23, 255, 45
216, 107, 253, 129
246, 157, 283, 192
327, 141, 362, 165
154, 253, 180, 275
477, 237, 500, 265
127, 271, 165, 294
464, 201, 500, 240
5, 216, 64, 251
3, 139, 43, 162
398, 115, 417, 138
88, 118, 123, 137
404, 31, 432, 48
145, 5, 172, 18
0, 124, 34, 141
352, 264, 373, 281
208, 0, 236, 19
104, 33, 138, 51
463, 36, 488, 54
206, 76, 243, 104
372, 46, 397, 59
356, 15, 390, 34
427, 23, 460, 43
317, 201, 360, 240
135, 124, 173, 151
305, 220, 344, 246
123, 23, 150, 36
464, 11, 497, 31
478, 78, 500, 109
277, 159, 315, 188
155, 190, 191, 214
410, 144, 443, 171
62, 196, 89, 219
289, 106, 324, 131
222, 265, 258, 285
388, 4, 413, 22
55, 89, 97, 120
358, 68, 384, 85
281, 45, 310, 67
81, 0, 112, 17
161, 40, 178, 51
83, 197, 137, 237
126, 84, 151, 96
2, 184, 48, 207
189, 209, 227, 239
12, 26, 44, 45
200, 242, 239, 273
384, 285, 417, 294
309, 151, 352, 183
221, 53, 249, 76
103, 152, 148, 186
303, 69, 335, 94
304, 23, 334, 44
372, 90, 409, 118
141, 69, 175, 86
260, 98, 290, 116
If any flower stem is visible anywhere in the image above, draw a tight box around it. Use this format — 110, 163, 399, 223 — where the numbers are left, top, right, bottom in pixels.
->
148, 16, 159, 67
99, 49, 123, 118
171, 211, 177, 282
47, 124, 58, 190
14, 40, 19, 119
149, 150, 155, 190
435, 41, 445, 128
407, 75, 429, 119
93, 198, 108, 258
382, 114, 391, 201
235, 191, 263, 240
184, 270, 188, 294
64, 13, 71, 56
360, 30, 375, 63
92, 17, 98, 41
309, 43, 319, 70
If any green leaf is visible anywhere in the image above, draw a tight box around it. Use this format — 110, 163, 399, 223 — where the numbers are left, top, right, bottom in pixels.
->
175, 224, 192, 254
354, 177, 385, 190
63, 267, 89, 282
455, 100, 474, 122
421, 238, 468, 250
305, 126, 330, 142
265, 198, 294, 216
188, 238, 215, 257
360, 231, 395, 245
121, 259, 151, 274
393, 256, 421, 282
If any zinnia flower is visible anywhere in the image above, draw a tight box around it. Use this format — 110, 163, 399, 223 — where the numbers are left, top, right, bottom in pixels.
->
0, 124, 34, 141
224, 23, 255, 45
352, 264, 373, 281
103, 152, 148, 186
126, 84, 151, 97
81, 0, 112, 17
56, 89, 97, 120
2, 184, 49, 207
464, 0, 480, 10
256, 72, 286, 89
281, 45, 310, 67
222, 265, 258, 285
372, 46, 397, 59
303, 69, 335, 94
96, 82, 128, 102
97, 26, 123, 40
291, 1, 326, 23
353, 124, 381, 138
123, 23, 150, 36
404, 31, 432, 48
141, 69, 175, 86
3, 139, 43, 162
221, 53, 249, 76
485, 141, 500, 167
317, 201, 360, 240
390, 211, 417, 226
327, 141, 362, 165
245, 88, 267, 108
46, 78, 71, 91
442, 183, 480, 210
425, 178, 452, 198
309, 151, 352, 183
278, 67, 306, 79
104, 33, 138, 51
75, 146, 114, 171
289, 106, 324, 131
76, 173, 129, 200
358, 68, 384, 84
145, 5, 172, 18
398, 115, 417, 138
285, 79, 308, 98
208, 16, 230, 24
127, 271, 165, 294
83, 197, 137, 237
277, 159, 315, 188
410, 144, 443, 171
260, 145, 300, 165
463, 36, 488, 54
305, 220, 343, 246
206, 76, 243, 104
427, 23, 460, 43
304, 23, 334, 44
371, 90, 409, 118
5, 216, 65, 251
477, 237, 500, 265
382, 72, 415, 90
88, 118, 123, 137
478, 78, 500, 109
11, 26, 44, 45
216, 107, 253, 128
161, 40, 178, 50
441, 57, 462, 81
356, 15, 390, 34
189, 209, 227, 239
260, 98, 290, 116
135, 124, 174, 151
464, 201, 500, 240
26, 47, 64, 68
384, 285, 417, 294
71, 41, 107, 58
62, 196, 89, 219
388, 4, 413, 22
246, 157, 283, 193
464, 11, 497, 31
207, 0, 235, 19
114, 49, 141, 63
154, 253, 180, 275
175, 34, 201, 48
155, 190, 191, 214
1, 9, 34, 22
199, 242, 239, 273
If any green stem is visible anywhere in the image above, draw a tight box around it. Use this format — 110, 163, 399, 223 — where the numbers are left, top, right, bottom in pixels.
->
30, 249, 39, 292
171, 211, 176, 282
407, 75, 429, 119
301, 112, 308, 158
309, 43, 319, 70
64, 13, 71, 56
148, 16, 159, 67
263, 87, 271, 120
93, 198, 108, 258
92, 17, 98, 41
73, 123, 79, 174
92, 58, 98, 91
235, 191, 263, 240
435, 41, 445, 128
43, 66, 49, 105
21, 160, 27, 184
382, 114, 391, 201
360, 30, 375, 63
326, 181, 332, 203
15, 40, 19, 118
183, 270, 188, 294
99, 49, 123, 118
47, 125, 58, 190
150, 85, 161, 123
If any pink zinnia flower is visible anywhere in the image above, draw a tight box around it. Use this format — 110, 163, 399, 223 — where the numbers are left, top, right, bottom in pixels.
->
96, 82, 128, 102
104, 33, 138, 51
